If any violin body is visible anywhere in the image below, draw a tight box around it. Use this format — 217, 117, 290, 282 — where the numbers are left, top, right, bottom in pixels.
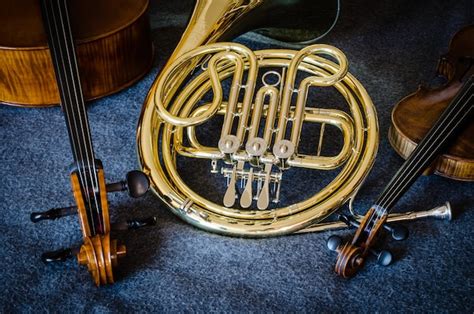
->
0, 0, 153, 107
333, 75, 473, 278
389, 25, 474, 181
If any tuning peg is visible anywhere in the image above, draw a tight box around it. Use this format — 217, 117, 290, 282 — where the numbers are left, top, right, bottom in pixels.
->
338, 213, 408, 241
326, 235, 343, 252
383, 223, 409, 241
106, 170, 150, 198
338, 213, 359, 228
41, 247, 78, 263
369, 249, 393, 266
111, 216, 157, 231
326, 235, 393, 267
30, 205, 77, 223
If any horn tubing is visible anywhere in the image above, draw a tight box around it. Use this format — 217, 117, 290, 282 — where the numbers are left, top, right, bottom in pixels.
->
137, 43, 378, 237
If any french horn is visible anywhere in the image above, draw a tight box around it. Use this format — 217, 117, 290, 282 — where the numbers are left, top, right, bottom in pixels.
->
137, 0, 452, 237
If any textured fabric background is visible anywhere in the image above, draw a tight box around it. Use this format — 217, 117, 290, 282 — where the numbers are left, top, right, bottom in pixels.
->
1, 0, 473, 312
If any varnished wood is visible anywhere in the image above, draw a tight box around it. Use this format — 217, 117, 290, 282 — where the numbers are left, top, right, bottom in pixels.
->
0, 0, 153, 107
72, 168, 118, 286
334, 243, 363, 278
335, 207, 387, 278
77, 234, 119, 286
71, 172, 91, 238
97, 169, 110, 234
77, 236, 100, 286
389, 25, 474, 181
33, 0, 136, 286
102, 234, 114, 284
92, 235, 107, 285
71, 168, 111, 238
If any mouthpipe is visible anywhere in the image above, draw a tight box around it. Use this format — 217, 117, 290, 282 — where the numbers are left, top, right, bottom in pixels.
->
381, 202, 452, 223
296, 202, 452, 234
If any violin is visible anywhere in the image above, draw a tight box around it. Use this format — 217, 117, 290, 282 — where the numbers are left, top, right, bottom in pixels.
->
29, 0, 155, 286
389, 25, 474, 181
0, 0, 153, 107
328, 74, 473, 277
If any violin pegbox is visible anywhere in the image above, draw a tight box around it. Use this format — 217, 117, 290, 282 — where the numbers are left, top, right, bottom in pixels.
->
31, 170, 154, 286
325, 211, 408, 278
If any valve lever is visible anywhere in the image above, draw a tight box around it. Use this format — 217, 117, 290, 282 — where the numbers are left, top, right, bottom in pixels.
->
240, 168, 254, 208
223, 165, 238, 207
257, 163, 272, 210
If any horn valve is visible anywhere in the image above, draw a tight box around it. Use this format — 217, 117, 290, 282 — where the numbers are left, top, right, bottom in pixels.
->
137, 42, 378, 237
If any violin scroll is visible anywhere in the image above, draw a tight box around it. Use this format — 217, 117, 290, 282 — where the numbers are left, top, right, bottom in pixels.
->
76, 235, 126, 286
31, 0, 155, 286
32, 169, 153, 286
326, 208, 400, 277
334, 242, 365, 278
328, 235, 393, 277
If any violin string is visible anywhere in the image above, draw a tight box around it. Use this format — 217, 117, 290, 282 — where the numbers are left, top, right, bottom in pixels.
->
376, 81, 472, 211
58, 0, 103, 233
381, 99, 472, 211
378, 82, 472, 210
42, 1, 91, 226
377, 85, 472, 212
50, 0, 97, 235
56, 0, 103, 234
379, 93, 472, 210
364, 79, 472, 227
49, 0, 100, 235
42, 0, 88, 204
376, 80, 472, 210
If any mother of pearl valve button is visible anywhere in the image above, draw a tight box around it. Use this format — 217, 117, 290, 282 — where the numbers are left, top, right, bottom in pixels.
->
246, 137, 267, 156
273, 139, 295, 159
218, 135, 240, 154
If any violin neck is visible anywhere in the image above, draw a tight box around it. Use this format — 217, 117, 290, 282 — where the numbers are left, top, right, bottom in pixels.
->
41, 0, 106, 236
40, 0, 96, 166
374, 75, 473, 213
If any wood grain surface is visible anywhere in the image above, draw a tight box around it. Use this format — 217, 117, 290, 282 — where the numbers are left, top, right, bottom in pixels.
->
0, 0, 153, 107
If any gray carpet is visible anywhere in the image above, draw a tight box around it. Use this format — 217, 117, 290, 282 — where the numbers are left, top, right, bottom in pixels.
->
1, 0, 473, 312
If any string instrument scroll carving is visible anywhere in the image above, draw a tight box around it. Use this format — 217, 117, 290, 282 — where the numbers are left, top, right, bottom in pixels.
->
29, 0, 155, 286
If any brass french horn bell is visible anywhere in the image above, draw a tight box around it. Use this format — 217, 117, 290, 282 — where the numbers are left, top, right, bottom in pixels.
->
137, 0, 451, 237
